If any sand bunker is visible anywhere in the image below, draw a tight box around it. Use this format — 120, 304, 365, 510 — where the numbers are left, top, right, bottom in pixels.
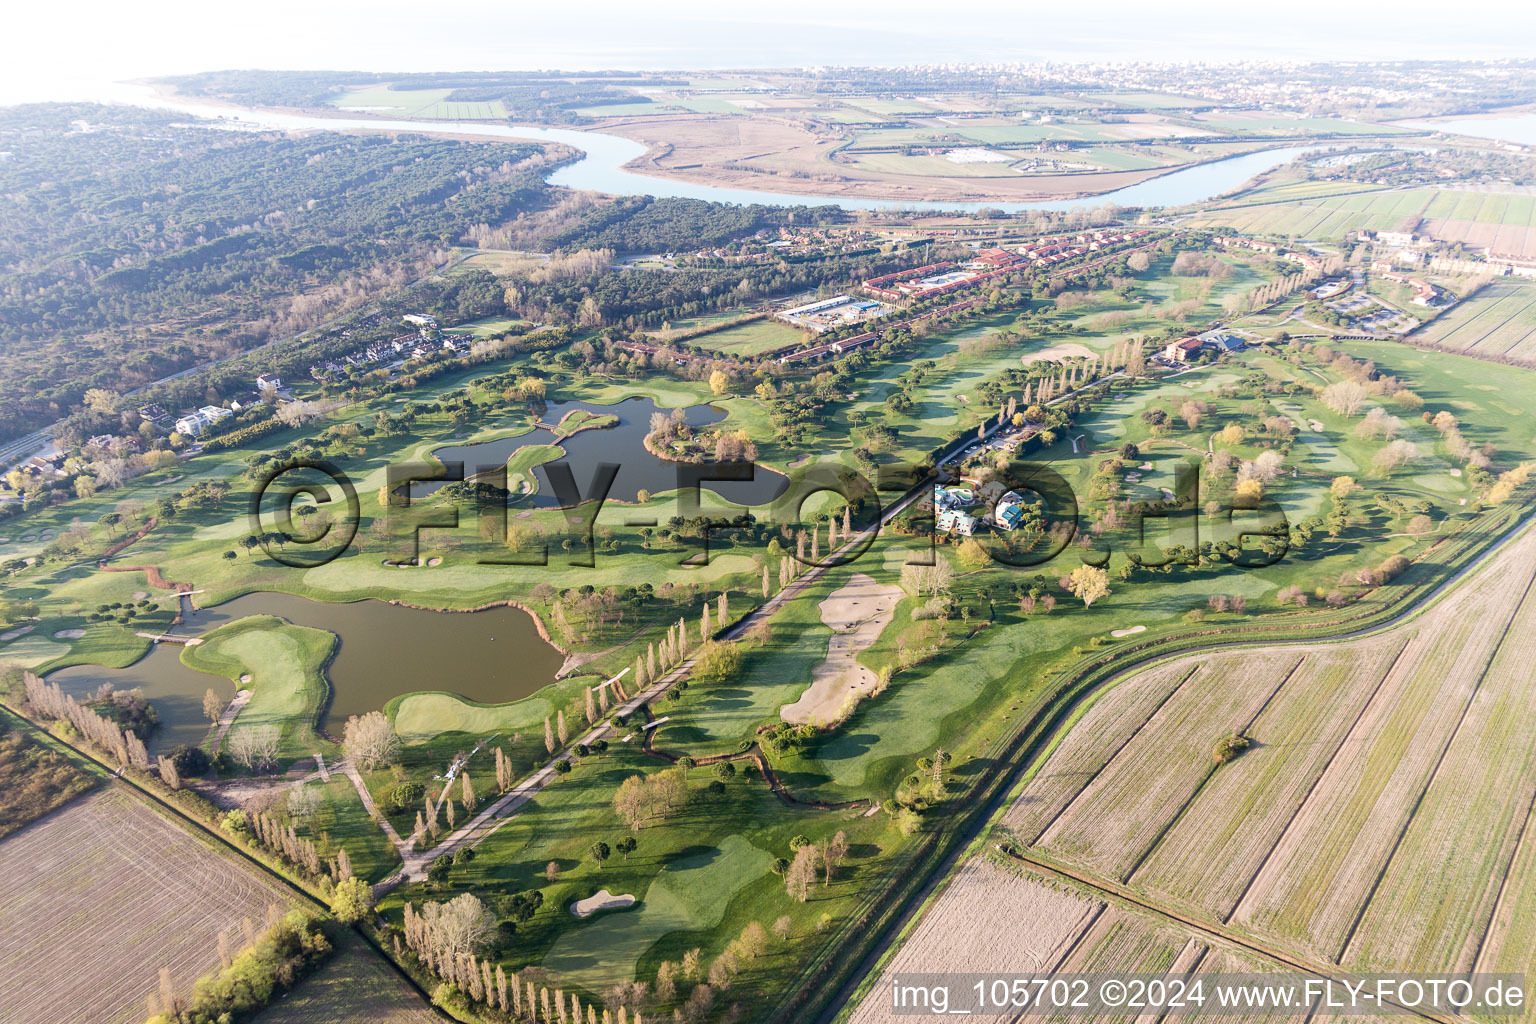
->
0, 626, 34, 642
570, 889, 637, 918
781, 574, 904, 726
1111, 625, 1147, 638
132, 591, 149, 600
53, 629, 86, 639
1022, 343, 1096, 366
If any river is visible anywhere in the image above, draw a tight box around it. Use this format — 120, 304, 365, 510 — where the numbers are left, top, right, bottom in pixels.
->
92, 82, 1328, 213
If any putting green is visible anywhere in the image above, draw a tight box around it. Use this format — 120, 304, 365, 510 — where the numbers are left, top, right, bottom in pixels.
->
392, 690, 561, 743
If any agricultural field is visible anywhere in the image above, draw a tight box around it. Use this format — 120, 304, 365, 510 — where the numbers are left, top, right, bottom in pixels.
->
849, 858, 1104, 1024
1194, 185, 1536, 257
0, 787, 300, 1024
1407, 281, 1536, 362
253, 932, 437, 1024
1002, 522, 1536, 973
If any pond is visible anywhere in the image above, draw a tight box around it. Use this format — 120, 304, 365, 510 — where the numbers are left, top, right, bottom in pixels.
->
47, 644, 238, 756
415, 397, 790, 508
48, 591, 565, 754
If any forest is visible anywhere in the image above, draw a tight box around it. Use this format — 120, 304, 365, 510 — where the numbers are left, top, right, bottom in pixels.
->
0, 104, 556, 442
537, 196, 847, 253
163, 69, 688, 122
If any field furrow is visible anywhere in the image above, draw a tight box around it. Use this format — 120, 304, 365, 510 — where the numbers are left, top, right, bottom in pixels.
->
1129, 637, 1410, 921
849, 858, 1102, 1024
1041, 908, 1192, 1024
1229, 527, 1536, 960
0, 787, 298, 1024
1036, 652, 1301, 881
1341, 577, 1536, 971
1003, 662, 1198, 843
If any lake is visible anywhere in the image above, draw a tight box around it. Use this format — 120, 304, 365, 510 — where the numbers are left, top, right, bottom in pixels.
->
416, 397, 789, 507
48, 591, 565, 754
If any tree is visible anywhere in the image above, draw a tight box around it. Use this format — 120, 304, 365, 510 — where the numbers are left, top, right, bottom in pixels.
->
955, 537, 990, 570
1065, 564, 1111, 608
692, 641, 742, 684
546, 861, 560, 883
900, 559, 956, 598
1373, 439, 1417, 475
420, 893, 497, 959
288, 784, 322, 823
714, 761, 737, 781
773, 915, 792, 942
616, 836, 637, 861
1330, 476, 1359, 501
786, 845, 819, 902
228, 725, 281, 771
1321, 380, 1368, 417
736, 921, 769, 959
157, 755, 181, 790
709, 369, 730, 395
169, 743, 210, 777
331, 876, 374, 924
544, 716, 556, 755
590, 841, 611, 871
343, 711, 400, 771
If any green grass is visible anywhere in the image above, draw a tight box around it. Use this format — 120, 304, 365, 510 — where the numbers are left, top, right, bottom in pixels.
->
308, 774, 403, 881
382, 740, 897, 1007
389, 677, 595, 746
1193, 113, 1406, 136
327, 86, 454, 116
690, 317, 806, 356
441, 313, 531, 337
1083, 92, 1217, 109
549, 409, 618, 438
541, 832, 774, 992
181, 615, 335, 762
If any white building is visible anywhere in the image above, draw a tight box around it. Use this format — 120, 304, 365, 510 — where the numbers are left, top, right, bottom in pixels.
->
256, 372, 282, 392
174, 406, 233, 437
936, 508, 977, 536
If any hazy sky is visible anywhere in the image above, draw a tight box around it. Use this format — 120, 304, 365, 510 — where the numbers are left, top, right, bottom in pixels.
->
7, 0, 1536, 102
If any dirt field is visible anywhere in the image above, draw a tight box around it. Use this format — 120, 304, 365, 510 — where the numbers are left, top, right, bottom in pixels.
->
595, 115, 1167, 203
1001, 522, 1536, 974
780, 574, 904, 725
848, 858, 1103, 1024
0, 787, 300, 1024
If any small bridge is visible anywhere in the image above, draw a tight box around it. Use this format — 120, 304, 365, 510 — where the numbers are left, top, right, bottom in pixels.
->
136, 632, 204, 646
